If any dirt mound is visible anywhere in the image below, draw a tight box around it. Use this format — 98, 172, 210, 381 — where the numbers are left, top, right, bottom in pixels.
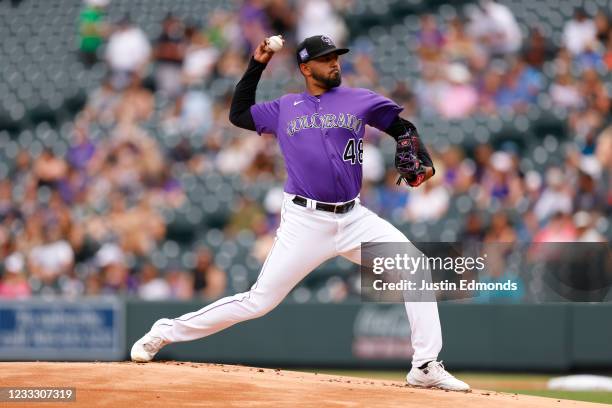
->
0, 362, 606, 407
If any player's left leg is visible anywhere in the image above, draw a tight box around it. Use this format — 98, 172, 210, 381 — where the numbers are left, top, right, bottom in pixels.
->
336, 201, 470, 391
131, 193, 338, 362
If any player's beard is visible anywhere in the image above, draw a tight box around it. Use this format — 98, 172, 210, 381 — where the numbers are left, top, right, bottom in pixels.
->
312, 70, 342, 89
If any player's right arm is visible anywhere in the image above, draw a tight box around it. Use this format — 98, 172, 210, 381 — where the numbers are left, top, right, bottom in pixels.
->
228, 40, 277, 131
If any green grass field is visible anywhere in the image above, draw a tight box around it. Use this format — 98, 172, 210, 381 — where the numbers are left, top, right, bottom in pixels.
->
297, 370, 612, 405
502, 390, 612, 405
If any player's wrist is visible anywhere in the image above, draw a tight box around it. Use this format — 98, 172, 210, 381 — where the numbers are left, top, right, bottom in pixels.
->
250, 56, 268, 67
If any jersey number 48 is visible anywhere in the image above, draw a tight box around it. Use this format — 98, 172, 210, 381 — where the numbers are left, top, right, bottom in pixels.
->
342, 138, 363, 165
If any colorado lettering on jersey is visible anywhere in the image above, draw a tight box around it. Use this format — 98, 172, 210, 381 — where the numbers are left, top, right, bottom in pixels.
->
286, 113, 363, 137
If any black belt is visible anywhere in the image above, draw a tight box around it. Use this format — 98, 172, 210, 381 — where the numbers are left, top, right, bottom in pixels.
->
292, 196, 355, 214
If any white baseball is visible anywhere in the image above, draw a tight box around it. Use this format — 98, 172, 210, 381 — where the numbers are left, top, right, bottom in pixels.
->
266, 35, 284, 52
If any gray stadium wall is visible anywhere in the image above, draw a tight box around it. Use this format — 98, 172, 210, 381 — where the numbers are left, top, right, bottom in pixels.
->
126, 301, 612, 371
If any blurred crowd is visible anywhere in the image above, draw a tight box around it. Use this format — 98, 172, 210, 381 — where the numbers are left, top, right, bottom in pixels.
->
0, 0, 610, 301
360, 2, 610, 239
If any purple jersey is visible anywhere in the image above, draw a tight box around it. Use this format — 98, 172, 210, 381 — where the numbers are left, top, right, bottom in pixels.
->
250, 86, 402, 202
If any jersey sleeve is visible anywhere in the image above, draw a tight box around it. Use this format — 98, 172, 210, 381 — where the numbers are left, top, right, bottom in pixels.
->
250, 98, 280, 135
365, 90, 404, 131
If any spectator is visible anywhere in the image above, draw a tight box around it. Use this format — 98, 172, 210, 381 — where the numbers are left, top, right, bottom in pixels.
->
533, 212, 577, 242
14, 210, 44, 254
216, 48, 248, 79
67, 125, 96, 170
265, 0, 296, 38
479, 151, 523, 207
192, 247, 227, 300
569, 108, 605, 153
101, 260, 130, 294
495, 72, 527, 111
348, 53, 379, 89
138, 263, 171, 300
373, 169, 410, 220
8, 149, 31, 189
461, 212, 485, 244
204, 10, 238, 51
78, 0, 110, 67
57, 166, 89, 205
163, 87, 214, 137
477, 67, 503, 114
472, 143, 494, 183
562, 8, 596, 55
108, 197, 166, 256
575, 41, 604, 70
467, 0, 522, 55
216, 136, 259, 175
154, 14, 186, 99
116, 77, 154, 125
82, 77, 122, 125
390, 81, 416, 116
594, 10, 610, 45
182, 28, 220, 86
533, 167, 573, 222
105, 16, 151, 87
552, 46, 573, 75
484, 211, 517, 242
595, 126, 612, 173
33, 149, 68, 187
414, 64, 445, 117
404, 177, 449, 222
573, 172, 605, 212
28, 225, 74, 285
550, 73, 583, 110
444, 17, 477, 63
416, 14, 445, 62
604, 36, 612, 70
437, 63, 478, 119
297, 0, 347, 47
522, 27, 553, 69
495, 59, 541, 112
0, 180, 14, 220
239, 0, 272, 52
225, 196, 266, 236
0, 252, 31, 299
85, 273, 103, 295
95, 243, 130, 294
94, 242, 125, 269
166, 264, 194, 300
151, 165, 185, 209
578, 68, 610, 114
573, 211, 605, 242
439, 146, 473, 192
516, 210, 539, 242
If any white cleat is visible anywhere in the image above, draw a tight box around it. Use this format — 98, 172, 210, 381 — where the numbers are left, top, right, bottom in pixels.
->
130, 320, 171, 363
406, 361, 471, 391
130, 333, 167, 362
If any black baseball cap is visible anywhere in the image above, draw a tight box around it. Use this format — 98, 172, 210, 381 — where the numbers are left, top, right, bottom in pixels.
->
296, 35, 349, 64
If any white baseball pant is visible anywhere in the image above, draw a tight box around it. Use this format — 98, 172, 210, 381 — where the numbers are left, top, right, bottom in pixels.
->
154, 193, 442, 367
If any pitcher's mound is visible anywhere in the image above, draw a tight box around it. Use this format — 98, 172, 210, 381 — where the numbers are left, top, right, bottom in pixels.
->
0, 362, 606, 407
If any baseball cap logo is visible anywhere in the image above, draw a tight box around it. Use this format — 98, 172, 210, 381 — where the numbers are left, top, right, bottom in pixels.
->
299, 48, 309, 61
320, 35, 333, 46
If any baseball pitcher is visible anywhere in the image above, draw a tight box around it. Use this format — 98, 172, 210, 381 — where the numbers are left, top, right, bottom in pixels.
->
131, 35, 470, 391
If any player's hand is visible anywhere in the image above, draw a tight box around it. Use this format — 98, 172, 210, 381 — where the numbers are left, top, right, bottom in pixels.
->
408, 166, 434, 188
253, 36, 282, 64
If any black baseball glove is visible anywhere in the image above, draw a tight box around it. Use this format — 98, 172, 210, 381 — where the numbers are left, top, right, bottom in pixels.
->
395, 127, 426, 187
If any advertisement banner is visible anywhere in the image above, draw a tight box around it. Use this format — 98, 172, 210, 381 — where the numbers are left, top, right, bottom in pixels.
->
0, 297, 125, 361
